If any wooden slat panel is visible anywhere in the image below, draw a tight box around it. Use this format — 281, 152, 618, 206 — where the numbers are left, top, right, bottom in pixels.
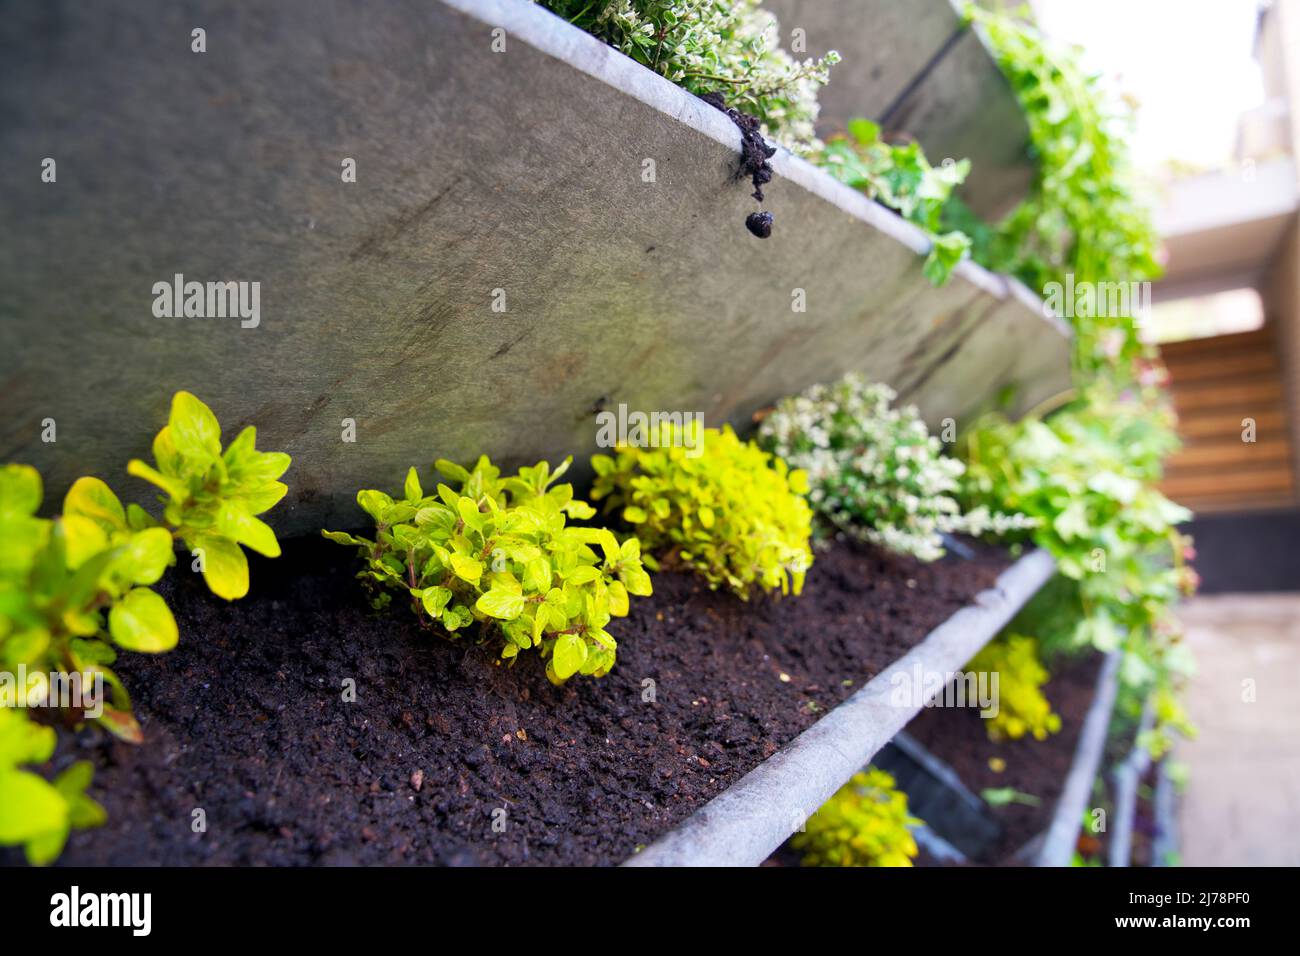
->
1170, 380, 1284, 412
1161, 350, 1279, 384
1160, 464, 1295, 501
1170, 439, 1292, 470
1159, 327, 1273, 358
1176, 408, 1288, 440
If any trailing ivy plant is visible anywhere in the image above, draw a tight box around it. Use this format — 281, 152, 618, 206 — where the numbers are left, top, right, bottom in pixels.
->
817, 119, 974, 285
757, 374, 1034, 561
591, 422, 813, 599
537, 0, 839, 154
966, 634, 1060, 742
792, 767, 920, 867
956, 4, 1163, 367
960, 381, 1196, 710
324, 457, 652, 685
0, 391, 289, 864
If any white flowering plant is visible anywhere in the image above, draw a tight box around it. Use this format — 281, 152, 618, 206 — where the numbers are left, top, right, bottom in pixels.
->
536, 0, 838, 153
758, 374, 1035, 561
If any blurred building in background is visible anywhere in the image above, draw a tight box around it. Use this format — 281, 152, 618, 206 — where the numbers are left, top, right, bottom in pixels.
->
1153, 0, 1300, 592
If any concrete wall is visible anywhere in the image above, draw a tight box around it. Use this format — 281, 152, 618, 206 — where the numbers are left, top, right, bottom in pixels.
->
0, 0, 1068, 536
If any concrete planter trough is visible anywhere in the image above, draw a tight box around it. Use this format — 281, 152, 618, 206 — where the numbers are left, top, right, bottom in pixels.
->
624, 548, 1056, 867
765, 0, 1034, 219
1030, 650, 1122, 866
1, 0, 1069, 538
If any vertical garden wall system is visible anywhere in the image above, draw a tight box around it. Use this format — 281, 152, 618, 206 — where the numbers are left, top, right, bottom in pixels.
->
0, 0, 1097, 871
0, 0, 1069, 537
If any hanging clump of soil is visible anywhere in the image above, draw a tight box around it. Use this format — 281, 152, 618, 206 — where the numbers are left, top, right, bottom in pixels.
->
700, 92, 777, 238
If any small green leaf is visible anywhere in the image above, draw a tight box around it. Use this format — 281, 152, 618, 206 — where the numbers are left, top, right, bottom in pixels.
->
0, 464, 42, 518
551, 634, 587, 680
60, 514, 109, 569
216, 503, 281, 557
476, 588, 526, 620
450, 553, 482, 584
357, 489, 394, 521
0, 769, 67, 848
420, 586, 453, 617
127, 459, 186, 500
196, 533, 250, 600
435, 459, 470, 484
108, 587, 178, 652
63, 476, 126, 532
117, 527, 175, 585
565, 565, 600, 585
168, 390, 223, 461
608, 580, 629, 616
404, 467, 423, 502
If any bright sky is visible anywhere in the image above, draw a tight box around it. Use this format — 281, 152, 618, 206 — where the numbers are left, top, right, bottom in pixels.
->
1032, 0, 1268, 172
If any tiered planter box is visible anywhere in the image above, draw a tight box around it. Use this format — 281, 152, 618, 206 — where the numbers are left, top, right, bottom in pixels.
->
625, 550, 1055, 866
0, 0, 1069, 537
1, 0, 1076, 868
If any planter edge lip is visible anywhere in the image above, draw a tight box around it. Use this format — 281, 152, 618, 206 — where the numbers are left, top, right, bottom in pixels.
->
622, 547, 1057, 867
1033, 646, 1122, 866
439, 0, 1064, 327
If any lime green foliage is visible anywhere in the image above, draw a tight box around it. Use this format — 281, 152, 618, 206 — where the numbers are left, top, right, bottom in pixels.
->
1, 391, 286, 863
958, 4, 1162, 366
981, 786, 1041, 808
0, 392, 290, 744
591, 422, 813, 599
792, 767, 920, 867
967, 635, 1061, 742
818, 119, 973, 285
962, 382, 1196, 714
1138, 687, 1197, 760
0, 708, 104, 865
537, 0, 838, 153
324, 457, 652, 685
923, 232, 975, 287
758, 374, 1035, 561
128, 391, 291, 601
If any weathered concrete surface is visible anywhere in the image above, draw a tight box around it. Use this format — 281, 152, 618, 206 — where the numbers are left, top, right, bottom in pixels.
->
764, 0, 1033, 219
880, 22, 1035, 221
624, 549, 1057, 867
0, 0, 1068, 537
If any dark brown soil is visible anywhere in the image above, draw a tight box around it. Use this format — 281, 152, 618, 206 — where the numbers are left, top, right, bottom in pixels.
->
907, 650, 1105, 864
699, 92, 775, 202
25, 536, 1007, 867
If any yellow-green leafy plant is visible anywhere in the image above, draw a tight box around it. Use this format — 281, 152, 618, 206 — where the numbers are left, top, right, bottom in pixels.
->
324, 457, 652, 685
1138, 686, 1197, 760
0, 392, 290, 743
0, 708, 104, 865
792, 767, 920, 867
590, 422, 813, 599
128, 391, 292, 601
0, 391, 289, 864
966, 634, 1061, 742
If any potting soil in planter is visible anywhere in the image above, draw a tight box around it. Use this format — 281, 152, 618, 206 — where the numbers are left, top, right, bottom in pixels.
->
29, 536, 1008, 866
905, 651, 1105, 865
